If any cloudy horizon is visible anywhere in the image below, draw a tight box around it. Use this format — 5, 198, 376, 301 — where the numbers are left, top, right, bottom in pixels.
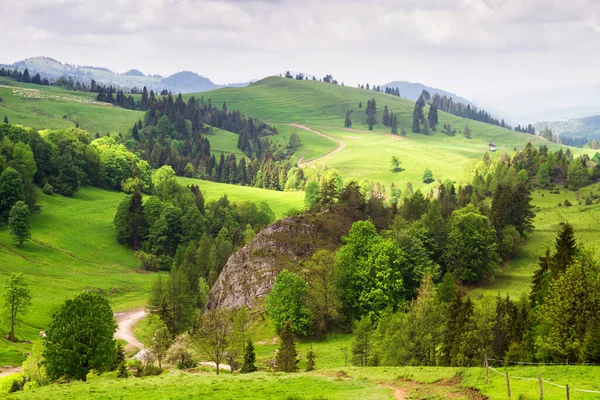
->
2, 0, 600, 102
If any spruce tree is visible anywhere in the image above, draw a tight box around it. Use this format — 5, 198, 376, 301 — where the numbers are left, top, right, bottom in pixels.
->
276, 320, 298, 372
382, 105, 389, 126
344, 110, 352, 128
240, 338, 257, 373
306, 346, 316, 371
391, 114, 398, 134
427, 104, 438, 130
412, 97, 424, 133
3, 116, 8, 124
550, 223, 577, 278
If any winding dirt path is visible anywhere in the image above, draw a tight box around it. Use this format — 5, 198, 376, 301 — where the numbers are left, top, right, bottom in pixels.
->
381, 383, 408, 400
114, 310, 146, 352
288, 123, 345, 167
0, 366, 21, 378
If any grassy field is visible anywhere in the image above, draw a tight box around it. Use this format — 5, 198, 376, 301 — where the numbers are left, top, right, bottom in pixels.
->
0, 187, 158, 366
4, 365, 600, 399
470, 183, 600, 299
0, 80, 143, 134
206, 126, 247, 159
193, 77, 593, 191
176, 177, 305, 218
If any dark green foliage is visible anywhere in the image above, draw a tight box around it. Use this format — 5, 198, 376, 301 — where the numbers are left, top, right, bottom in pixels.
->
276, 320, 298, 372
422, 168, 434, 184
491, 182, 535, 236
8, 201, 31, 246
412, 96, 424, 133
390, 114, 398, 134
3, 116, 8, 124
306, 347, 316, 371
382, 105, 389, 126
267, 270, 313, 336
444, 205, 499, 283
114, 190, 147, 250
288, 132, 301, 149
344, 110, 352, 128
44, 293, 117, 382
550, 222, 577, 278
366, 98, 376, 130
428, 104, 438, 130
0, 167, 24, 221
240, 339, 257, 373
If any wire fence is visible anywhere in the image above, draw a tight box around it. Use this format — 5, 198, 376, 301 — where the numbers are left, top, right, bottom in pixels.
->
485, 355, 600, 398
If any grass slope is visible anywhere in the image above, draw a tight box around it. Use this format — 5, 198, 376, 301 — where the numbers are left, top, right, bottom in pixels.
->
0, 187, 157, 365
0, 80, 142, 134
193, 77, 592, 190
176, 177, 304, 218
470, 183, 600, 299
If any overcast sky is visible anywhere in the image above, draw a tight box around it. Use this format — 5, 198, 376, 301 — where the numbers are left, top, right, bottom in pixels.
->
2, 0, 600, 101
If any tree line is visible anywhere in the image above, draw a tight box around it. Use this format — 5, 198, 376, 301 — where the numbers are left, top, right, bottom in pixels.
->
0, 68, 49, 86
350, 223, 600, 367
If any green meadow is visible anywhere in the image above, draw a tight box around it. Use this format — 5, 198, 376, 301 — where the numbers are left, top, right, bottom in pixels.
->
176, 177, 305, 218
0, 187, 157, 365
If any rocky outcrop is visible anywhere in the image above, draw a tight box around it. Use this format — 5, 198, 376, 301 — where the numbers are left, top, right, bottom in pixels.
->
207, 210, 354, 310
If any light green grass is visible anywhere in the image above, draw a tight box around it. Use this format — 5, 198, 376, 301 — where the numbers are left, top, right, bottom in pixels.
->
470, 183, 600, 299
193, 77, 593, 191
0, 80, 142, 134
0, 187, 158, 366
206, 126, 247, 159
176, 177, 305, 218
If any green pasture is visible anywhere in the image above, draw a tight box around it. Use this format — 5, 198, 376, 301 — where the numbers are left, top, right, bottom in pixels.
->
176, 177, 305, 218
0, 187, 157, 365
0, 80, 142, 135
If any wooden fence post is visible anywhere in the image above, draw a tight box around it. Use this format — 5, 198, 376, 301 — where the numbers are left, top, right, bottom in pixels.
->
506, 372, 511, 397
566, 383, 570, 400
485, 354, 489, 384
538, 374, 543, 400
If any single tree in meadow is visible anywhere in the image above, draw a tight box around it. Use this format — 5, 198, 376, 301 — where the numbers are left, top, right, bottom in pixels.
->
412, 97, 424, 133
276, 320, 298, 372
464, 124, 472, 139
390, 114, 398, 134
390, 156, 401, 173
44, 292, 117, 381
240, 338, 257, 373
193, 307, 233, 375
3, 116, 8, 124
288, 132, 301, 149
422, 168, 434, 184
306, 346, 316, 371
3, 272, 32, 342
0, 167, 25, 221
8, 201, 31, 247
344, 110, 352, 128
267, 270, 313, 336
382, 105, 390, 126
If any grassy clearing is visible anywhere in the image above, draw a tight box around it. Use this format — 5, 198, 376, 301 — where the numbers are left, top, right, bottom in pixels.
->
0, 81, 142, 134
470, 183, 600, 299
176, 177, 305, 218
206, 126, 247, 159
0, 187, 158, 366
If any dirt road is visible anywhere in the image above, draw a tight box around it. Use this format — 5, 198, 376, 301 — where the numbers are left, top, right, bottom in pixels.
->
288, 123, 345, 167
114, 310, 146, 351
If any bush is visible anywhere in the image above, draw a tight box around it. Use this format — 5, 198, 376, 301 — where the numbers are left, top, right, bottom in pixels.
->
135, 251, 159, 271
42, 183, 54, 195
116, 362, 128, 378
127, 359, 143, 377
142, 364, 163, 376
564, 199, 572, 207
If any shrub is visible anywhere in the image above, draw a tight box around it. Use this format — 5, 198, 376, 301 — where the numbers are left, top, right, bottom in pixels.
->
564, 199, 572, 207
142, 364, 163, 376
42, 183, 54, 195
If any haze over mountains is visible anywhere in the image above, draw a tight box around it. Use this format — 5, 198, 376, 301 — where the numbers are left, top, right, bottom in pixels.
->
1, 56, 250, 93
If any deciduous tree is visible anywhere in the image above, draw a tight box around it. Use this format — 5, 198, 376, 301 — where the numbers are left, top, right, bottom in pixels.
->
3, 272, 31, 342
8, 201, 31, 247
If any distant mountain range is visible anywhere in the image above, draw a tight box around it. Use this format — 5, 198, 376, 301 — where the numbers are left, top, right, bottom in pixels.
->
536, 115, 600, 145
0, 56, 250, 93
380, 81, 476, 106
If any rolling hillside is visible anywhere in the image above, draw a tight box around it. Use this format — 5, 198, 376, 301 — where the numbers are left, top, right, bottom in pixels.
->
194, 76, 592, 189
